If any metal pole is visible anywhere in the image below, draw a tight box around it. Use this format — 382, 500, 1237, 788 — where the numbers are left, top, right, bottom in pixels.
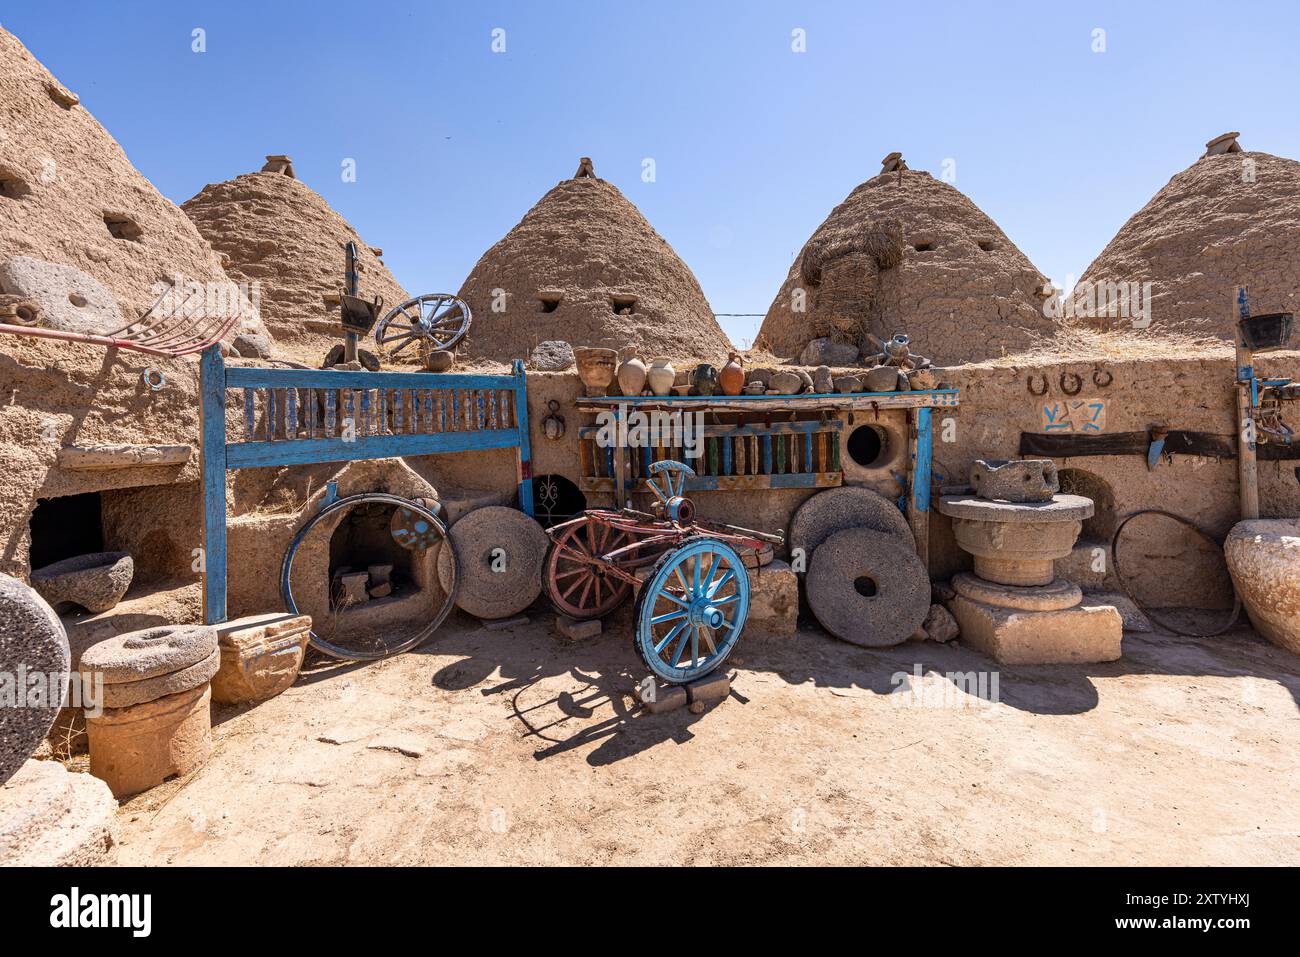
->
1235, 287, 1260, 520
344, 241, 359, 363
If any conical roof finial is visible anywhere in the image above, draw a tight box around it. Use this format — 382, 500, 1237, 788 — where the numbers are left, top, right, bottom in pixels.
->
574, 156, 596, 179
1202, 132, 1242, 158
880, 151, 908, 174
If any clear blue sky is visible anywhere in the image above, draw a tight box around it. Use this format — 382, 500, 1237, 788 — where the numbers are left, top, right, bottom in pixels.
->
7, 1, 1299, 346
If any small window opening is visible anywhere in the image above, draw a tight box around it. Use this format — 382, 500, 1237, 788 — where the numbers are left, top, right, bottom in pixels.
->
29, 492, 104, 570
0, 168, 30, 200
537, 293, 563, 314
977, 239, 996, 252
610, 295, 638, 315
912, 242, 934, 252
103, 213, 143, 241
847, 424, 889, 468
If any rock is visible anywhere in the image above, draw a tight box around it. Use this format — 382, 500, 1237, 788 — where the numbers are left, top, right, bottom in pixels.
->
0, 256, 122, 335
769, 371, 803, 394
863, 366, 903, 392
805, 526, 931, 647
435, 506, 548, 620
211, 613, 311, 705
636, 683, 688, 714
0, 575, 70, 785
800, 338, 859, 366
0, 759, 117, 866
1225, 519, 1300, 655
685, 671, 731, 706
231, 331, 274, 359
332, 571, 370, 606
746, 367, 774, 388
30, 551, 134, 614
78, 624, 217, 684
531, 340, 575, 371
368, 582, 392, 598
556, 615, 602, 640
832, 375, 860, 394
788, 486, 913, 569
920, 603, 959, 642
795, 369, 814, 393
744, 559, 798, 639
812, 365, 834, 394
368, 563, 393, 587
424, 350, 454, 372
970, 458, 1060, 503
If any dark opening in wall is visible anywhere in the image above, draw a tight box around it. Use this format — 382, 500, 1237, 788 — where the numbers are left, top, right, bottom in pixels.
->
912, 242, 934, 252
0, 167, 31, 200
328, 501, 417, 609
537, 293, 563, 314
610, 295, 638, 315
103, 213, 143, 242
29, 492, 104, 571
847, 424, 889, 468
532, 474, 586, 526
977, 239, 996, 251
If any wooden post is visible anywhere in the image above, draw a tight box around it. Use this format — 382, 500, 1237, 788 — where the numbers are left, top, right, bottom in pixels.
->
908, 407, 933, 573
199, 346, 228, 625
512, 360, 535, 517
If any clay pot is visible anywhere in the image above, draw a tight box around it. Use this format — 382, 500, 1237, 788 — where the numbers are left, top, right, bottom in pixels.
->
691, 364, 719, 396
719, 353, 745, 396
769, 371, 803, 395
574, 347, 618, 396
647, 358, 676, 396
616, 356, 647, 396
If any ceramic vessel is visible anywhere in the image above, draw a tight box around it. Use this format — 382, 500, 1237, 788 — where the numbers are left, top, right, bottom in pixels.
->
719, 353, 745, 396
616, 356, 647, 396
691, 364, 719, 396
647, 358, 676, 396
574, 347, 618, 396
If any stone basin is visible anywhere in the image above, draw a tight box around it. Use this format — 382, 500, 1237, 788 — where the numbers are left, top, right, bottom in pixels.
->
1225, 519, 1300, 656
29, 551, 133, 614
938, 494, 1093, 586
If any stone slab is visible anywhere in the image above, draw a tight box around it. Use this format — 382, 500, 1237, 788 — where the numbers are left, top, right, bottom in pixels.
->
937, 493, 1093, 524
744, 559, 798, 639
946, 593, 1122, 665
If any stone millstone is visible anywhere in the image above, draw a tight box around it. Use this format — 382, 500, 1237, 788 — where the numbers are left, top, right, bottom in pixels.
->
788, 486, 913, 569
0, 575, 70, 786
806, 527, 930, 647
95, 647, 220, 709
951, 572, 1082, 612
29, 551, 134, 613
436, 506, 548, 620
79, 625, 217, 684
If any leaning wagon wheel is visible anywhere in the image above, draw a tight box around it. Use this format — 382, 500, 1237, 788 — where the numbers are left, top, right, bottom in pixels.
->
633, 536, 749, 685
374, 293, 472, 358
543, 517, 634, 620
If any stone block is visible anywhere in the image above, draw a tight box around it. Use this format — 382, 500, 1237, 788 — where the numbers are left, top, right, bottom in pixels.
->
0, 759, 117, 866
744, 560, 798, 639
86, 683, 213, 798
556, 615, 601, 640
685, 672, 731, 705
637, 683, 687, 714
946, 594, 1122, 665
211, 613, 311, 705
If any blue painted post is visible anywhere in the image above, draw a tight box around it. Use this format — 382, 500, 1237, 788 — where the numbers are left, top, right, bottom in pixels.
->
512, 360, 535, 517
199, 346, 229, 625
910, 406, 933, 573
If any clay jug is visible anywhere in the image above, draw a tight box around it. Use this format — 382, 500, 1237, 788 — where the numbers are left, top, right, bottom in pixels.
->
647, 358, 676, 396
691, 364, 719, 396
574, 347, 617, 396
617, 356, 647, 396
719, 353, 745, 396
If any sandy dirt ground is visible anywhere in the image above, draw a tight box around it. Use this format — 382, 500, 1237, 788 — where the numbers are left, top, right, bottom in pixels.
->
112, 609, 1300, 866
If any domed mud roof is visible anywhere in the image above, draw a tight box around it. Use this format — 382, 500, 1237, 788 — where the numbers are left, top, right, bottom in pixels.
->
454, 158, 730, 363
759, 156, 1055, 366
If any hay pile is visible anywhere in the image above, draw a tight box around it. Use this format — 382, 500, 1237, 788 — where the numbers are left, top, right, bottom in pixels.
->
183, 168, 409, 352
759, 165, 1056, 366
1075, 137, 1300, 339
454, 164, 730, 362
0, 26, 268, 349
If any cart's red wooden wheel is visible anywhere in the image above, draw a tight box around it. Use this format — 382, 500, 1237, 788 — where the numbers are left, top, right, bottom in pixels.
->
544, 517, 634, 620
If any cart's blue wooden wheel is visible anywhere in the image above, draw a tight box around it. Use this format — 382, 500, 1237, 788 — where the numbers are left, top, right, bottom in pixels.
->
633, 536, 749, 685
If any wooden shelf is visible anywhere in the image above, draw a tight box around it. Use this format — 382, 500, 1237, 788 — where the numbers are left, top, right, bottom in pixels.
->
574, 389, 959, 413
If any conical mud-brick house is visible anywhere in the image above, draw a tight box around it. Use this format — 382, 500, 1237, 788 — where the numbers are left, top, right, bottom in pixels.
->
1074, 134, 1300, 338
183, 162, 409, 350
0, 26, 268, 351
759, 155, 1055, 366
455, 158, 730, 362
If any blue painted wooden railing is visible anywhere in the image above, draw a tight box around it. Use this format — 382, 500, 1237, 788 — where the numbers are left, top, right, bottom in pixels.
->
199, 346, 533, 624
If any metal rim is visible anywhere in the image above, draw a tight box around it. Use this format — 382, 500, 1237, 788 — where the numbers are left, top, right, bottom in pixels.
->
374, 293, 472, 357
633, 537, 749, 684
281, 493, 456, 660
543, 517, 633, 620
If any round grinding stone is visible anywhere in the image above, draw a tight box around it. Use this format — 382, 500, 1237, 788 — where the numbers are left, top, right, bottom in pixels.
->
951, 572, 1082, 611
96, 646, 221, 709
0, 575, 71, 786
436, 506, 548, 620
788, 486, 913, 569
79, 625, 217, 685
806, 527, 930, 647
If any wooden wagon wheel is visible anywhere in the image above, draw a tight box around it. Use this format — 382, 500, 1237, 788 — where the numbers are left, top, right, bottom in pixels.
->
543, 516, 635, 620
374, 293, 472, 358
